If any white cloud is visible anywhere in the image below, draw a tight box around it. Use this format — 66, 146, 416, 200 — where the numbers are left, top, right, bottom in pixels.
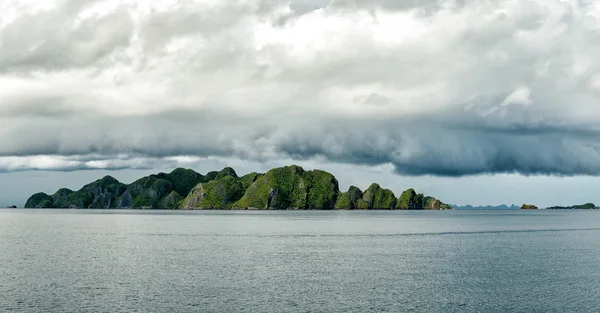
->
501, 86, 532, 107
1, 0, 600, 176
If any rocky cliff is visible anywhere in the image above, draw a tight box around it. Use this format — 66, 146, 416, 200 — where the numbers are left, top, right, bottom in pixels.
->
25, 165, 453, 210
25, 168, 206, 209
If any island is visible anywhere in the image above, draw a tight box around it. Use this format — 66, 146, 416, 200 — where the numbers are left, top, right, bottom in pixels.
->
24, 165, 452, 210
518, 203, 597, 210
546, 203, 596, 210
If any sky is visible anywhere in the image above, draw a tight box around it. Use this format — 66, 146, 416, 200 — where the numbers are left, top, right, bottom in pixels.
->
2, 0, 600, 207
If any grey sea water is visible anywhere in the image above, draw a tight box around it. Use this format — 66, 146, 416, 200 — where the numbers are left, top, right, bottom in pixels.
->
1, 209, 600, 313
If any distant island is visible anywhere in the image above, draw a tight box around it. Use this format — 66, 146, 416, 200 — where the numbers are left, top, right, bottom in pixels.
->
451, 204, 520, 210
519, 203, 596, 210
546, 203, 596, 210
24, 165, 452, 210
454, 203, 597, 210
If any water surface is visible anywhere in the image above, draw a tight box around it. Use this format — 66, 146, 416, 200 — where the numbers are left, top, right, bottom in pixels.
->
1, 209, 600, 312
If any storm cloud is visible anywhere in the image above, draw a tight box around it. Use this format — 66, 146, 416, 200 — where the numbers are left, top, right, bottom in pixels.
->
2, 0, 600, 176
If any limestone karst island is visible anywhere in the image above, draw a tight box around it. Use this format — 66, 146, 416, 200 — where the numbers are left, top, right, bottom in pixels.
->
24, 165, 452, 210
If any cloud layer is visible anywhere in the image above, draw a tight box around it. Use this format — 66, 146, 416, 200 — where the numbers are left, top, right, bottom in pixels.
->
2, 0, 600, 176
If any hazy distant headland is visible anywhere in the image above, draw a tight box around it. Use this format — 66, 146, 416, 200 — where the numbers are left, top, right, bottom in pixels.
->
519, 204, 597, 210
452, 204, 597, 210
451, 204, 520, 210
24, 165, 452, 210
545, 203, 596, 210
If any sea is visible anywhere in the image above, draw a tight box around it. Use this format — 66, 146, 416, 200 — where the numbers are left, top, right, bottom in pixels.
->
1, 209, 600, 313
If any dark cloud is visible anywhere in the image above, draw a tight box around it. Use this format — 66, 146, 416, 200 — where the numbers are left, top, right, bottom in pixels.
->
271, 120, 600, 176
3, 107, 600, 176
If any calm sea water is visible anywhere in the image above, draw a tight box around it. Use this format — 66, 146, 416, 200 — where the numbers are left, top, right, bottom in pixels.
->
1, 209, 600, 313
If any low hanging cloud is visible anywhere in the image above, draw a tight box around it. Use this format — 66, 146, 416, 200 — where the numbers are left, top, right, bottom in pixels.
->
1, 0, 600, 176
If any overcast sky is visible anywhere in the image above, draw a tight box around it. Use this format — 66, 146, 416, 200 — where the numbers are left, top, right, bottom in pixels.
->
2, 0, 600, 207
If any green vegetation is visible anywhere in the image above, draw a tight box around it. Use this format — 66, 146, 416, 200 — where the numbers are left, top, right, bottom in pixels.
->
25, 193, 54, 208
24, 168, 209, 209
234, 165, 339, 209
157, 191, 184, 209
234, 172, 273, 209
26, 176, 128, 209
239, 172, 262, 190
394, 189, 452, 210
50, 188, 76, 208
166, 168, 205, 197
335, 186, 364, 209
128, 176, 173, 208
203, 171, 219, 182
24, 165, 453, 210
334, 192, 352, 209
215, 167, 238, 180
347, 186, 363, 203
397, 188, 422, 209
360, 183, 378, 208
334, 186, 366, 210
423, 196, 453, 210
304, 170, 339, 209
521, 204, 538, 210
119, 167, 209, 208
182, 175, 245, 209
263, 165, 311, 209
356, 184, 397, 209
356, 199, 370, 210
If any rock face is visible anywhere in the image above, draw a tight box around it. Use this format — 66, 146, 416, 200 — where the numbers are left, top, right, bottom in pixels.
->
521, 204, 539, 210
334, 185, 451, 210
32, 176, 128, 209
157, 191, 184, 209
182, 184, 207, 209
182, 174, 245, 209
234, 166, 339, 210
397, 188, 422, 209
334, 186, 363, 209
24, 165, 453, 210
422, 196, 452, 210
395, 188, 452, 210
355, 184, 397, 210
